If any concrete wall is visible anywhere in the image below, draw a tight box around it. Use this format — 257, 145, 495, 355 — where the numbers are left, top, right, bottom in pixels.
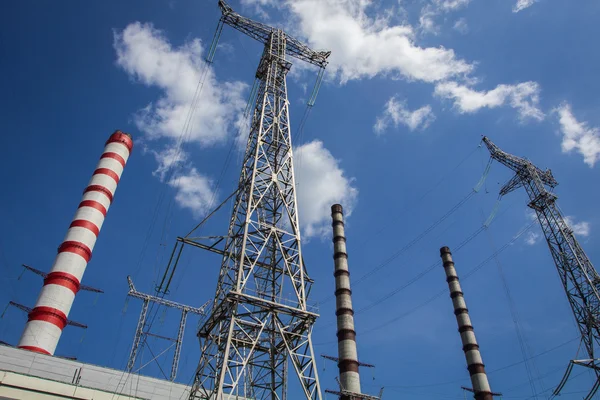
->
0, 370, 143, 399
0, 345, 189, 400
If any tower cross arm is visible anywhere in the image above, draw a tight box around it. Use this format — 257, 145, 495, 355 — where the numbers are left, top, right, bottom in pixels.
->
482, 136, 558, 188
126, 276, 210, 315
218, 0, 330, 68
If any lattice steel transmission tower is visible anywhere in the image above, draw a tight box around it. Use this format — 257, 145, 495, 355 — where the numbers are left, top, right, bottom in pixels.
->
189, 1, 330, 399
483, 137, 600, 399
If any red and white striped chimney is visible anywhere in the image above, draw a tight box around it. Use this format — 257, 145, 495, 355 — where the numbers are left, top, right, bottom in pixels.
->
18, 131, 133, 355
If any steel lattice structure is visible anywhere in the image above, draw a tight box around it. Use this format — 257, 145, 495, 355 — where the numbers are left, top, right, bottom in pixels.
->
483, 137, 600, 399
189, 2, 329, 399
126, 276, 209, 381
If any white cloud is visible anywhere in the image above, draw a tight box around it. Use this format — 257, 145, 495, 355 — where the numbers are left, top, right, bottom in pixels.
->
241, 0, 277, 7
286, 0, 473, 83
114, 22, 246, 147
374, 96, 435, 133
524, 211, 541, 245
525, 231, 541, 245
114, 23, 252, 219
241, 0, 277, 5
241, 0, 279, 19
565, 216, 591, 237
523, 212, 591, 242
295, 141, 358, 238
419, 9, 438, 34
438, 0, 472, 11
434, 81, 545, 121
453, 18, 469, 34
216, 42, 235, 56
420, 0, 472, 34
513, 0, 536, 13
168, 168, 217, 218
553, 103, 600, 167
151, 146, 188, 181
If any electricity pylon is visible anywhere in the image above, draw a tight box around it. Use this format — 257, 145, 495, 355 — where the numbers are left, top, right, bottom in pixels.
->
189, 1, 329, 399
483, 136, 600, 399
125, 276, 209, 381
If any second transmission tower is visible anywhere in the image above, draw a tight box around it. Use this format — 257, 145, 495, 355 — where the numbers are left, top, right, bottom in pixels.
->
483, 136, 600, 399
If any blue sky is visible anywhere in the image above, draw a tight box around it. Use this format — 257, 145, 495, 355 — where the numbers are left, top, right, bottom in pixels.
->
1, 0, 600, 398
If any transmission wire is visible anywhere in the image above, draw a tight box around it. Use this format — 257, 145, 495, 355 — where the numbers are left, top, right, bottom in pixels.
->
317, 147, 486, 306
361, 145, 481, 247
120, 31, 258, 396
318, 203, 512, 332
367, 220, 537, 333
112, 41, 217, 399
379, 336, 578, 389
121, 26, 259, 392
318, 190, 477, 306
483, 217, 541, 399
314, 220, 537, 346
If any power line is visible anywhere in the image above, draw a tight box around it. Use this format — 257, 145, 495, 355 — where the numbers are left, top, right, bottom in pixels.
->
323, 200, 514, 323
314, 220, 537, 346
355, 225, 487, 315
317, 191, 476, 306
112, 25, 219, 398
361, 145, 481, 247
375, 336, 579, 390
317, 149, 489, 306
483, 222, 540, 398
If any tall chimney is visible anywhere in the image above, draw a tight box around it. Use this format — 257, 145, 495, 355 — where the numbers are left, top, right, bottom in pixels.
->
18, 131, 133, 355
331, 204, 361, 396
440, 246, 493, 400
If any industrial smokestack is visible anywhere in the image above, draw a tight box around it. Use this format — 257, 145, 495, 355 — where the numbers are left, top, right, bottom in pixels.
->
331, 204, 361, 396
440, 246, 493, 400
18, 131, 133, 355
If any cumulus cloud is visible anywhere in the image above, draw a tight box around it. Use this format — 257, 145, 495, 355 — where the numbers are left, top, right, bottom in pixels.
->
241, 0, 279, 19
453, 18, 469, 34
286, 0, 473, 83
114, 22, 250, 218
420, 0, 472, 34
374, 96, 435, 133
525, 231, 541, 246
524, 212, 590, 242
295, 141, 358, 238
434, 81, 545, 121
437, 0, 472, 10
523, 211, 542, 245
553, 103, 600, 167
168, 169, 217, 218
565, 216, 591, 237
241, 0, 277, 5
151, 146, 188, 181
513, 0, 536, 13
114, 22, 246, 147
